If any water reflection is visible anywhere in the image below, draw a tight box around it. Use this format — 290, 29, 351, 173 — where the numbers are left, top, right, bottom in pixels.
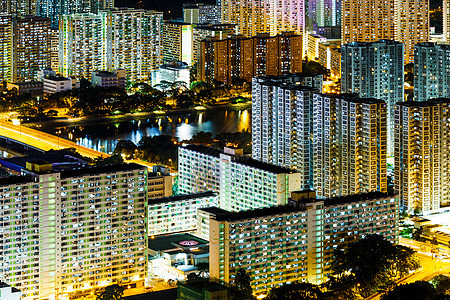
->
34, 108, 252, 154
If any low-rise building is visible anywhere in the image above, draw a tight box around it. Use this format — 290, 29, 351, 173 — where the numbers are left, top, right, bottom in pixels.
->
91, 70, 126, 89
148, 191, 219, 236
43, 76, 73, 94
177, 280, 234, 300
206, 191, 399, 293
7, 81, 43, 96
151, 62, 190, 90
148, 233, 209, 281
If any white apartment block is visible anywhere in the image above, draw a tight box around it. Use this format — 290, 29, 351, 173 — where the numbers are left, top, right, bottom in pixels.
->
206, 191, 399, 294
341, 40, 404, 155
313, 94, 387, 198
178, 145, 302, 212
43, 76, 73, 95
0, 163, 148, 300
148, 191, 218, 236
252, 74, 323, 190
395, 99, 450, 214
414, 43, 450, 102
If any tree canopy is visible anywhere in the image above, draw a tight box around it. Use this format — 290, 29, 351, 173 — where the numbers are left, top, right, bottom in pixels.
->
96, 284, 124, 300
331, 235, 420, 297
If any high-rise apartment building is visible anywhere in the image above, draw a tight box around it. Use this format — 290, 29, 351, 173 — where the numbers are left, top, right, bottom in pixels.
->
252, 74, 323, 190
106, 8, 163, 82
162, 21, 194, 66
396, 0, 428, 63
0, 15, 51, 83
206, 191, 399, 293
414, 43, 450, 102
59, 9, 162, 82
341, 40, 404, 154
445, 0, 450, 42
0, 14, 12, 83
36, 0, 115, 27
178, 145, 302, 212
0, 163, 148, 300
192, 24, 236, 64
221, 0, 306, 39
59, 13, 107, 80
148, 191, 219, 236
0, 0, 36, 15
341, 0, 428, 63
183, 3, 222, 25
313, 94, 387, 198
395, 99, 450, 214
199, 32, 302, 84
13, 16, 51, 82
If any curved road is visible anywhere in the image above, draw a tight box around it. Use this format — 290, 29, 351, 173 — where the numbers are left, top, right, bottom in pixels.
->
0, 120, 108, 159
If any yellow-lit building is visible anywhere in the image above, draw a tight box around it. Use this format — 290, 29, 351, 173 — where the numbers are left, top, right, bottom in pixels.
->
307, 34, 326, 61
0, 15, 51, 83
313, 94, 387, 198
0, 14, 12, 83
341, 0, 428, 63
162, 21, 194, 66
198, 32, 302, 84
206, 191, 398, 293
395, 99, 450, 214
13, 16, 51, 82
318, 40, 340, 77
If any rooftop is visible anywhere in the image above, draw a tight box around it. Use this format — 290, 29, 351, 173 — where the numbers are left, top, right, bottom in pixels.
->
149, 191, 217, 205
212, 192, 396, 222
396, 98, 450, 107
0, 176, 33, 187
181, 144, 295, 174
148, 233, 208, 252
60, 163, 146, 179
179, 279, 229, 292
45, 76, 70, 82
198, 206, 229, 215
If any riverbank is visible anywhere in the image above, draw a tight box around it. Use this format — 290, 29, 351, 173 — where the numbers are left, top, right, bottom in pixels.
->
23, 102, 252, 128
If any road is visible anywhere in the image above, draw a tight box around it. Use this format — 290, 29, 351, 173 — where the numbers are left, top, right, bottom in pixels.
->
0, 120, 108, 159
365, 239, 450, 300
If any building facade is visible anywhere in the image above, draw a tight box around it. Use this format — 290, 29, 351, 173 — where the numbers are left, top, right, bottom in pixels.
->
341, 40, 404, 154
341, 0, 428, 63
148, 191, 219, 236
162, 21, 194, 66
207, 192, 399, 293
198, 32, 302, 84
252, 74, 324, 190
59, 9, 162, 82
106, 8, 163, 82
178, 145, 302, 212
313, 94, 387, 198
414, 43, 450, 102
394, 100, 450, 214
0, 163, 148, 300
35, 0, 115, 27
0, 15, 51, 83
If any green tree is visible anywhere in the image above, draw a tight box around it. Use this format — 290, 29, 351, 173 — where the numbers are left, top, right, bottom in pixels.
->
96, 284, 124, 300
267, 282, 324, 300
331, 235, 420, 298
113, 140, 137, 159
94, 154, 124, 166
381, 281, 436, 300
321, 274, 359, 300
233, 269, 253, 299
431, 275, 450, 295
